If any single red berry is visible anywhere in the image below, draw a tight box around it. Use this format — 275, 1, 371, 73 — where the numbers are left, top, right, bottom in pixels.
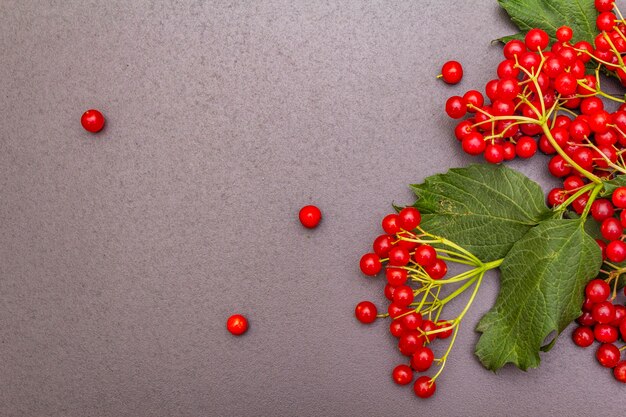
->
548, 155, 572, 177
484, 144, 505, 164
392, 364, 414, 385
414, 245, 437, 267
595, 0, 615, 13
502, 142, 516, 160
525, 28, 549, 51
372, 235, 394, 257
600, 217, 622, 241
463, 90, 484, 110
402, 311, 423, 331
420, 319, 438, 343
425, 259, 447, 280
384, 283, 395, 301
355, 301, 378, 324
503, 39, 526, 59
411, 346, 435, 372
592, 301, 616, 324
547, 188, 566, 207
597, 11, 616, 31
446, 96, 467, 119
515, 136, 537, 158
436, 321, 454, 339
554, 73, 577, 95
382, 214, 401, 235
388, 247, 410, 267
81, 109, 106, 133
612, 187, 626, 208
611, 305, 626, 327
556, 26, 573, 42
594, 324, 619, 343
360, 253, 382, 276
563, 175, 585, 191
299, 205, 322, 228
414, 376, 436, 399
462, 132, 486, 155
393, 285, 415, 308
226, 314, 249, 336
596, 343, 621, 367
586, 279, 611, 303
440, 61, 463, 84
399, 331, 424, 356
577, 310, 596, 327
398, 207, 421, 231
572, 326, 594, 347
388, 303, 407, 319
386, 268, 408, 286
606, 240, 626, 263
614, 361, 626, 383
389, 320, 405, 338
590, 199, 615, 222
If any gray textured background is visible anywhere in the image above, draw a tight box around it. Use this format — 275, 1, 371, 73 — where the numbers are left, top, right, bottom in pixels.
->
1, 1, 624, 416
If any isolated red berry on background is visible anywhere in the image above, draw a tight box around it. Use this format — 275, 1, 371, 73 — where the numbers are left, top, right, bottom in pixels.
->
355, 301, 378, 324
81, 109, 105, 133
440, 60, 463, 84
226, 314, 249, 335
414, 376, 436, 398
446, 96, 466, 119
360, 253, 382, 276
392, 364, 414, 385
299, 205, 322, 228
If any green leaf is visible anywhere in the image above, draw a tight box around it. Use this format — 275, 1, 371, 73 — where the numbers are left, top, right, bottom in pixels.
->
475, 219, 602, 371
601, 174, 626, 197
497, 0, 598, 44
411, 164, 551, 262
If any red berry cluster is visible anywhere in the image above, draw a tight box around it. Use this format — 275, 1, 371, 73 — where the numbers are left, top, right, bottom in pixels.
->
592, 0, 626, 84
574, 279, 626, 383
354, 206, 499, 398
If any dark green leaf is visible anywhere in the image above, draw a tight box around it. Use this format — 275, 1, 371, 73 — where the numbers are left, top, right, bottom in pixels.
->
497, 0, 598, 44
475, 219, 602, 371
411, 164, 551, 262
601, 174, 626, 197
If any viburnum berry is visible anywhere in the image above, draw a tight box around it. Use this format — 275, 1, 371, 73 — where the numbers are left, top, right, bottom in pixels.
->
388, 303, 407, 319
392, 364, 414, 385
556, 26, 573, 42
226, 314, 249, 336
402, 311, 423, 330
611, 305, 626, 327
414, 245, 437, 267
440, 60, 463, 84
463, 90, 484, 110
594, 324, 619, 343
411, 346, 435, 372
436, 321, 454, 339
515, 136, 537, 159
299, 205, 322, 228
393, 285, 415, 308
614, 361, 626, 383
525, 28, 549, 51
382, 214, 401, 235
414, 376, 436, 399
462, 133, 487, 155
360, 253, 382, 276
597, 11, 616, 32
420, 319, 438, 342
547, 188, 566, 207
373, 234, 394, 257
388, 246, 411, 267
586, 279, 611, 303
390, 320, 405, 338
612, 187, 626, 208
577, 310, 597, 327
572, 326, 595, 347
590, 199, 615, 222
387, 268, 408, 286
596, 343, 621, 368
399, 331, 424, 356
355, 301, 378, 324
600, 217, 623, 241
398, 207, 421, 231
484, 143, 505, 164
592, 301, 616, 324
503, 39, 526, 59
554, 73, 578, 95
425, 259, 448, 280
606, 240, 626, 262
446, 96, 467, 119
595, 0, 615, 13
81, 109, 106, 133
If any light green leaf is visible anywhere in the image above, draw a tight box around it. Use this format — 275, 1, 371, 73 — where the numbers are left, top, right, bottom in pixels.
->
475, 219, 602, 371
411, 164, 551, 262
497, 0, 598, 44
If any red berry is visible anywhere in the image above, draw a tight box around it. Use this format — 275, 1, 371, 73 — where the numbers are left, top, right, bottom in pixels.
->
548, 155, 572, 177
386, 268, 408, 286
600, 217, 622, 241
299, 205, 322, 228
226, 314, 249, 335
554, 73, 577, 95
484, 144, 505, 164
402, 311, 423, 330
373, 235, 394, 257
525, 28, 549, 51
411, 346, 435, 372
597, 12, 616, 31
420, 320, 438, 343
399, 331, 424, 356
382, 214, 401, 235
360, 253, 382, 276
81, 109, 106, 133
614, 361, 626, 383
414, 245, 437, 267
388, 303, 407, 319
414, 376, 436, 398
515, 136, 537, 158
592, 301, 616, 324
393, 285, 415, 308
425, 259, 447, 280
436, 321, 454, 339
463, 90, 484, 110
572, 326, 594, 347
590, 199, 615, 221
355, 301, 377, 324
586, 279, 611, 303
388, 247, 410, 267
392, 364, 414, 385
621, 319, 626, 340
440, 61, 463, 84
595, 0, 615, 13
577, 310, 596, 327
556, 26, 573, 42
606, 240, 626, 263
398, 207, 421, 231
389, 320, 405, 338
612, 187, 626, 208
462, 132, 486, 155
594, 324, 619, 343
446, 96, 466, 119
611, 305, 626, 327
596, 343, 621, 367
503, 39, 526, 59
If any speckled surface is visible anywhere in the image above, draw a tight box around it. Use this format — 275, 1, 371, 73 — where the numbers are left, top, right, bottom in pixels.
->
1, 1, 624, 416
